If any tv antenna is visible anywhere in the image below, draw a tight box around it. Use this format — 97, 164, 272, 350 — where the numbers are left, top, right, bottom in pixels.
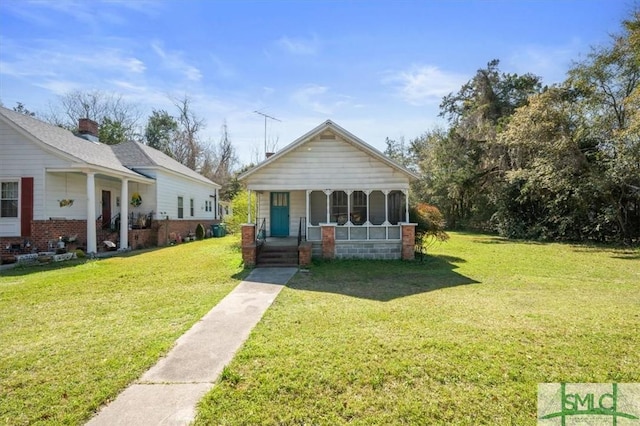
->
254, 110, 281, 157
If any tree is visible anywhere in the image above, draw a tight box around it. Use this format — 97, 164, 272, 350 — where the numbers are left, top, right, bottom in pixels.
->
44, 90, 140, 143
410, 60, 543, 229
201, 121, 239, 200
144, 110, 178, 157
172, 95, 205, 171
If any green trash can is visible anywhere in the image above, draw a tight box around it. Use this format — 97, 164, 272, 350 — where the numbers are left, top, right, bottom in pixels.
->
219, 224, 226, 237
211, 224, 221, 237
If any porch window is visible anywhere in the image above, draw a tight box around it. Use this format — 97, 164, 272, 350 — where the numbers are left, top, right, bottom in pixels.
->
330, 191, 348, 225
388, 190, 406, 224
350, 191, 367, 225
369, 191, 385, 225
190, 198, 194, 217
177, 196, 184, 218
309, 191, 325, 225
1, 181, 19, 218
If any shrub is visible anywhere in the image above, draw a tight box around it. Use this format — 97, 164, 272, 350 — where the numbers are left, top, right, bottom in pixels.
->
195, 223, 206, 240
410, 203, 449, 252
75, 249, 85, 258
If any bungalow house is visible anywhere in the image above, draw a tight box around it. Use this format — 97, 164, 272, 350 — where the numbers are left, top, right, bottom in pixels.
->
238, 120, 419, 266
0, 106, 220, 259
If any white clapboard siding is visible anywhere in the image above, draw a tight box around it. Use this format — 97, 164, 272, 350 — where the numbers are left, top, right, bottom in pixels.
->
154, 170, 217, 220
245, 137, 410, 190
1, 120, 71, 223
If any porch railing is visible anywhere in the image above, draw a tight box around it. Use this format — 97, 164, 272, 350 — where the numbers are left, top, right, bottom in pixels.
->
256, 217, 266, 247
297, 217, 307, 246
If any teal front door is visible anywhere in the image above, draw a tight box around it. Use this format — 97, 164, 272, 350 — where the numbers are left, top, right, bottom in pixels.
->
270, 192, 289, 237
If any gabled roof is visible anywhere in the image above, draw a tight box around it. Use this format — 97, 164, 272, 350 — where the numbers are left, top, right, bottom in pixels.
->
0, 106, 219, 188
239, 120, 420, 181
0, 106, 144, 179
112, 141, 220, 187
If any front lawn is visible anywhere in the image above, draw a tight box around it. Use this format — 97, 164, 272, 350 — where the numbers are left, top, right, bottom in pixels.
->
0, 237, 246, 425
196, 233, 640, 424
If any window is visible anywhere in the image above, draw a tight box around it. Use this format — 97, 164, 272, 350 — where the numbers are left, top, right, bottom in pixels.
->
190, 198, 194, 217
330, 191, 348, 224
1, 181, 18, 218
350, 191, 367, 225
388, 190, 406, 225
204, 200, 212, 212
177, 196, 184, 219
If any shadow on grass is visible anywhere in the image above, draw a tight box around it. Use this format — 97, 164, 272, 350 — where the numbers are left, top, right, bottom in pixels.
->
286, 255, 480, 302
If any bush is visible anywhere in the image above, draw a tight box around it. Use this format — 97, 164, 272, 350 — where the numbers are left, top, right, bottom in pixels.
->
226, 190, 257, 234
195, 223, 206, 240
410, 203, 449, 252
75, 249, 85, 258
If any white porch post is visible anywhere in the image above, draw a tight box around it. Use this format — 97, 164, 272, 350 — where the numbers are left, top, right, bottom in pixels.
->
346, 190, 353, 225
119, 179, 129, 250
86, 172, 97, 254
403, 189, 410, 222
383, 190, 390, 225
306, 190, 310, 232
247, 189, 252, 223
214, 188, 219, 220
324, 190, 332, 223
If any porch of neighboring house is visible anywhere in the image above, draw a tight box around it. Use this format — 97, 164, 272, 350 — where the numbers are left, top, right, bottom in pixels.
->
242, 188, 416, 267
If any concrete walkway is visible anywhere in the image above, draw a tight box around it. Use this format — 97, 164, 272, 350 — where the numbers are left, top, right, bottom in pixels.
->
87, 267, 299, 426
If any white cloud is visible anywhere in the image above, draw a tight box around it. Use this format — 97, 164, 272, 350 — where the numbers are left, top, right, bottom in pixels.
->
277, 35, 319, 55
151, 41, 202, 82
385, 65, 467, 106
291, 84, 352, 115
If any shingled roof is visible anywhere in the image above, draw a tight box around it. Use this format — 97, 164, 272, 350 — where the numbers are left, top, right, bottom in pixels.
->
0, 106, 142, 178
112, 141, 220, 187
0, 106, 219, 187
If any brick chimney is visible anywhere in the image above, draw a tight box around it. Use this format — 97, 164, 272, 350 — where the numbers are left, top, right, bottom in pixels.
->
78, 118, 98, 137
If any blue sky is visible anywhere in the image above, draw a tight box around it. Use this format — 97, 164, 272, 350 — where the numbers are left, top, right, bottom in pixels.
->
0, 0, 630, 165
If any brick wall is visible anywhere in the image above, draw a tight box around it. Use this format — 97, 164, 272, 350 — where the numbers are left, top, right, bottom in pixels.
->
1, 218, 217, 259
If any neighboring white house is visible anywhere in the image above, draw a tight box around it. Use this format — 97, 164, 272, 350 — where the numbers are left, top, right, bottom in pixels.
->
0, 106, 220, 256
239, 120, 419, 263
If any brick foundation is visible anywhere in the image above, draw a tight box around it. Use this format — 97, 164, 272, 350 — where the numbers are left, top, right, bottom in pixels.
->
1, 218, 219, 261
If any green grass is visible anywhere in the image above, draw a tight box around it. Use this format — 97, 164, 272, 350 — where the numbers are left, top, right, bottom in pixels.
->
195, 232, 640, 425
0, 236, 247, 425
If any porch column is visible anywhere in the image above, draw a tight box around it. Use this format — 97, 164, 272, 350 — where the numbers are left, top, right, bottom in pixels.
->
247, 189, 252, 223
320, 223, 335, 259
324, 190, 332, 223
214, 189, 219, 220
86, 172, 97, 254
364, 190, 371, 225
401, 223, 417, 261
383, 190, 390, 225
403, 189, 410, 222
346, 190, 353, 225
241, 223, 257, 267
119, 179, 129, 250
306, 190, 311, 233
